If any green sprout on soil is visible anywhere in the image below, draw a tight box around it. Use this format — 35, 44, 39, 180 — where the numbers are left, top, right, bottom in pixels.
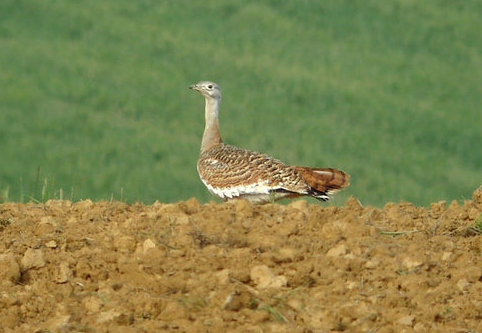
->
177, 295, 208, 311
435, 307, 454, 322
473, 214, 482, 233
462, 213, 482, 236
258, 303, 287, 323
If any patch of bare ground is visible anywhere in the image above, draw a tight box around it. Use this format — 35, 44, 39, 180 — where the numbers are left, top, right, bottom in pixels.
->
1, 187, 482, 332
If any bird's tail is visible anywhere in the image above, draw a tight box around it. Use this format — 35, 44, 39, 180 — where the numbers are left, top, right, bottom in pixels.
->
295, 166, 350, 201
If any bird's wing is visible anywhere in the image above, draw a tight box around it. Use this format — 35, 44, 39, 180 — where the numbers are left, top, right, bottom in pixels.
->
197, 144, 308, 195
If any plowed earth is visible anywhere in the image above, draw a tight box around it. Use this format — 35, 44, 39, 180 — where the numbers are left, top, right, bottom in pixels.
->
1, 189, 482, 333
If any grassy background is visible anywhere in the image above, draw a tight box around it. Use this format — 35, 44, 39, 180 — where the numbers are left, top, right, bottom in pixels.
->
1, 0, 481, 206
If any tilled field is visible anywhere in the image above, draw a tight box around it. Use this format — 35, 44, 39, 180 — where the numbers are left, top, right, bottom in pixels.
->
1, 188, 482, 332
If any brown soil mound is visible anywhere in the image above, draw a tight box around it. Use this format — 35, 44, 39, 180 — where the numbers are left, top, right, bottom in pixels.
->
1, 188, 482, 333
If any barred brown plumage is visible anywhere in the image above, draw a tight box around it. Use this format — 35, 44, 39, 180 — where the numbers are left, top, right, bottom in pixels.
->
189, 80, 349, 204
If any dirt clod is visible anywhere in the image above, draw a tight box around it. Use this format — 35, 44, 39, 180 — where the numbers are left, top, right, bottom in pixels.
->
20, 248, 46, 271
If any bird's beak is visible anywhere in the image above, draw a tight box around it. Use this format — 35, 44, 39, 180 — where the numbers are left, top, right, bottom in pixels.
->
189, 84, 199, 91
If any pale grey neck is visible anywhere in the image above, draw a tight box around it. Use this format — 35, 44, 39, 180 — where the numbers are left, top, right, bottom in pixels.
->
201, 97, 222, 153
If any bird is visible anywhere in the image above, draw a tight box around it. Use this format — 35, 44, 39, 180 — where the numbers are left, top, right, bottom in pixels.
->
189, 80, 350, 204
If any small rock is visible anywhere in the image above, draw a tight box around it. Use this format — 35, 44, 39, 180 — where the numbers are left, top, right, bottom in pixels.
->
365, 259, 379, 269
83, 295, 103, 313
326, 243, 347, 257
35, 217, 58, 235
172, 213, 189, 225
140, 238, 156, 253
66, 217, 78, 225
159, 301, 188, 321
45, 240, 58, 248
247, 308, 271, 323
21, 248, 46, 271
250, 265, 287, 289
272, 248, 296, 263
56, 262, 72, 284
97, 309, 120, 324
287, 298, 303, 311
441, 252, 452, 261
397, 315, 415, 326
346, 281, 358, 290
457, 278, 470, 292
214, 269, 230, 285
113, 235, 136, 253
402, 257, 423, 270
413, 322, 427, 332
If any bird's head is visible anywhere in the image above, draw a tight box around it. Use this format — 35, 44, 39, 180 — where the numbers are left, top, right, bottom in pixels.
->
189, 81, 221, 100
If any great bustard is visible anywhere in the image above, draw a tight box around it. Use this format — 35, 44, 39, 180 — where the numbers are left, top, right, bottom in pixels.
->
189, 80, 349, 204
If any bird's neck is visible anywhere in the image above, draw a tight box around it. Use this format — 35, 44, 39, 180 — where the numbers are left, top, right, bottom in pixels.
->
201, 98, 223, 153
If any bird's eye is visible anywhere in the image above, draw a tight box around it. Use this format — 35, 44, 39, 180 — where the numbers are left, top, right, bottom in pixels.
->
207, 85, 213, 89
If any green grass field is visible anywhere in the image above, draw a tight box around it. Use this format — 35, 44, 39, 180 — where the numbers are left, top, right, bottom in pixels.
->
1, 0, 481, 206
